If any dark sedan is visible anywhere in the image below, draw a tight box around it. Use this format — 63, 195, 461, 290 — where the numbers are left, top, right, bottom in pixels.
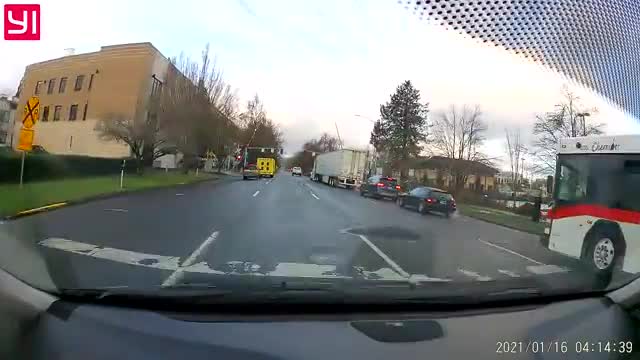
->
360, 175, 401, 200
396, 186, 456, 217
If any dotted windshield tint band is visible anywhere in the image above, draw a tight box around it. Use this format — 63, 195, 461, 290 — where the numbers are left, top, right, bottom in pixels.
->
405, 0, 640, 118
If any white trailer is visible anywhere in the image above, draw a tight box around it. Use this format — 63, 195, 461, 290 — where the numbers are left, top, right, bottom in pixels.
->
311, 149, 368, 188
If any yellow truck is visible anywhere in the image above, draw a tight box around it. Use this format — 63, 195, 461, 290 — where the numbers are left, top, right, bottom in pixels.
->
257, 157, 276, 178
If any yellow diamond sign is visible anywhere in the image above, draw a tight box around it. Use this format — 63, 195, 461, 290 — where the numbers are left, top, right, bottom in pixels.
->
22, 96, 40, 129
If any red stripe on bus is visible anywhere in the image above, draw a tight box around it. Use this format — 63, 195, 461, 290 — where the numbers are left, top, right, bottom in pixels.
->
548, 204, 640, 224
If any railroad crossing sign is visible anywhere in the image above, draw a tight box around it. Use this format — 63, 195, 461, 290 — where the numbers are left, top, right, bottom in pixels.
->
17, 128, 34, 151
22, 96, 40, 129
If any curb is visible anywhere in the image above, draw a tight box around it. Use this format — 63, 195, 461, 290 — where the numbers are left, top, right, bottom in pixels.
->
2, 175, 230, 221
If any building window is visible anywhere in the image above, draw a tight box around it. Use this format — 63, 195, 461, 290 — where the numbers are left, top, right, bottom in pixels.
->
74, 75, 85, 91
42, 106, 49, 122
0, 131, 6, 144
35, 81, 42, 94
47, 79, 56, 94
88, 74, 94, 90
69, 104, 78, 121
0, 110, 9, 123
82, 103, 88, 120
59, 77, 67, 93
53, 105, 62, 121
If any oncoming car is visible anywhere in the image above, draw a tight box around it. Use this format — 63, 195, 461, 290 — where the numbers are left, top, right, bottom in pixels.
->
292, 167, 303, 176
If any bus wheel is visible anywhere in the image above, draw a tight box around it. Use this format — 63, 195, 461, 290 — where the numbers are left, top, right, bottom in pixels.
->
582, 227, 624, 274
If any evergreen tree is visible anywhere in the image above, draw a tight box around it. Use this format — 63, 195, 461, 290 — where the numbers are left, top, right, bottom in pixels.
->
370, 80, 429, 177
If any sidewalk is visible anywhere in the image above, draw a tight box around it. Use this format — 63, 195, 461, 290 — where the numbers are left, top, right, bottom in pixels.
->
219, 170, 243, 177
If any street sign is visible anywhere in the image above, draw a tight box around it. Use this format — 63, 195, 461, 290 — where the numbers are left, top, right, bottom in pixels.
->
22, 96, 40, 129
17, 128, 34, 151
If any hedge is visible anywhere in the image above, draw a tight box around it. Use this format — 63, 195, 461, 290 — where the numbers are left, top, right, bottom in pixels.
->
0, 153, 136, 183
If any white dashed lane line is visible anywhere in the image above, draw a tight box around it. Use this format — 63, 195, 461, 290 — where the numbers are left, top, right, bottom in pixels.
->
104, 208, 128, 213
310, 193, 320, 200
340, 228, 410, 278
162, 230, 220, 287
252, 191, 260, 197
457, 268, 492, 281
498, 269, 521, 278
477, 238, 545, 265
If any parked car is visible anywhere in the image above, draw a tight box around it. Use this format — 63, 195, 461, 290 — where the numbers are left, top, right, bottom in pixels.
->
396, 186, 456, 217
360, 175, 401, 200
31, 145, 48, 154
292, 166, 303, 176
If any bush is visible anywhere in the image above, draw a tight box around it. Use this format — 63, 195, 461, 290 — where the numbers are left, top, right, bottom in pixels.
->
0, 153, 136, 183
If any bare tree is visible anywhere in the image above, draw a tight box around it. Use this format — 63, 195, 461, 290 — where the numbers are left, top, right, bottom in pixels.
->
95, 111, 167, 173
504, 128, 526, 192
531, 86, 604, 174
238, 94, 283, 149
288, 133, 340, 173
159, 44, 241, 171
430, 104, 491, 189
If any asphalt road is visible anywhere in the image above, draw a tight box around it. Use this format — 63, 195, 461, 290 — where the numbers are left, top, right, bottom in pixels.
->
1, 172, 591, 291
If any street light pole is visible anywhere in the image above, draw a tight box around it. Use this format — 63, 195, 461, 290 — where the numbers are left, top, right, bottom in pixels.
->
354, 114, 378, 177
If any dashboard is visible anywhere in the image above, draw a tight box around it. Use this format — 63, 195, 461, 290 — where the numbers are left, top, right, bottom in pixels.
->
9, 296, 638, 360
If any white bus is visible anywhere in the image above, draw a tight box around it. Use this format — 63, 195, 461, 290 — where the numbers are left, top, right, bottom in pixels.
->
543, 135, 640, 275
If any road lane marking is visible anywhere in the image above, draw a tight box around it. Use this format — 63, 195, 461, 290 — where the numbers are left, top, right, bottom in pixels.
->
17, 202, 67, 216
357, 233, 410, 278
104, 208, 128, 213
175, 193, 184, 196
252, 190, 260, 197
526, 264, 569, 275
339, 229, 410, 278
39, 237, 454, 282
457, 268, 492, 281
498, 269, 521, 278
39, 238, 180, 270
265, 179, 272, 184
162, 230, 220, 287
477, 238, 545, 265
311, 192, 320, 200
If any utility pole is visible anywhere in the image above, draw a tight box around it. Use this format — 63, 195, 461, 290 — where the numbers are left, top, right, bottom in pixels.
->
577, 112, 591, 137
334, 122, 343, 149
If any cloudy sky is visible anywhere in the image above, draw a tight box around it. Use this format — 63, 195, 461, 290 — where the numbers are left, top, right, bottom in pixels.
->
1, 0, 638, 167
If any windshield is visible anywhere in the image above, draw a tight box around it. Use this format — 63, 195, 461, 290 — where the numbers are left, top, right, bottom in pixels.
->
556, 154, 640, 209
432, 191, 453, 201
1, 0, 638, 304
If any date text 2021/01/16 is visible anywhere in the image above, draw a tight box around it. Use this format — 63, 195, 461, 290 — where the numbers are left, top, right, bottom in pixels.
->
496, 341, 633, 354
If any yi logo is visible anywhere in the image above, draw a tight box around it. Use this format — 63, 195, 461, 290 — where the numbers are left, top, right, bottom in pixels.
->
4, 4, 40, 40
